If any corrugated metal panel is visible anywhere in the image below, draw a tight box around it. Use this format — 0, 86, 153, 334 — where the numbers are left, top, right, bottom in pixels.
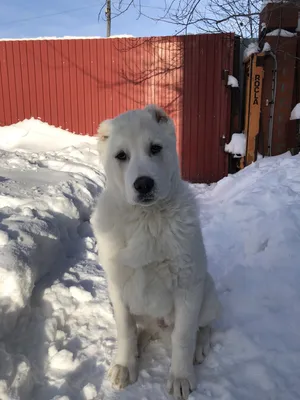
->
181, 33, 234, 182
0, 34, 235, 183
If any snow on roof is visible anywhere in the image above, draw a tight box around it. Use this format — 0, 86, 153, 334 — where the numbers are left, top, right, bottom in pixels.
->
266, 29, 296, 37
261, 0, 291, 11
0, 34, 134, 41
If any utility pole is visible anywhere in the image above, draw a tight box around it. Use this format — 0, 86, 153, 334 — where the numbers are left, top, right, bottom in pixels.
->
106, 0, 111, 37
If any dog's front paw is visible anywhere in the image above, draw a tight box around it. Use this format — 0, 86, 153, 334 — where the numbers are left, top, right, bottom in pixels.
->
108, 363, 137, 389
167, 372, 196, 400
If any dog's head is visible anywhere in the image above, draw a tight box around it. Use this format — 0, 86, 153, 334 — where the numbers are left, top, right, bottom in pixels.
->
97, 105, 180, 206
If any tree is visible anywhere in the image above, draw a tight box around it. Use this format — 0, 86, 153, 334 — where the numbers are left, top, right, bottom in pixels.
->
98, 0, 263, 39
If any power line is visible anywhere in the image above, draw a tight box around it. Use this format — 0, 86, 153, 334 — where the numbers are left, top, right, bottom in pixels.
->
1, 3, 101, 26
111, 2, 178, 12
0, 1, 182, 28
1, 2, 178, 27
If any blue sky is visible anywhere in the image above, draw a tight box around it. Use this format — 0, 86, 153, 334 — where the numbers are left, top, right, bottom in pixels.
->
0, 0, 189, 39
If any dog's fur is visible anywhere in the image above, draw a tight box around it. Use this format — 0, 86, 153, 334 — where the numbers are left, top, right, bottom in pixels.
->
91, 105, 221, 399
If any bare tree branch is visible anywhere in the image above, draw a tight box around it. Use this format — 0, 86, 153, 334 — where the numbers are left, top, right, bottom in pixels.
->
98, 0, 300, 39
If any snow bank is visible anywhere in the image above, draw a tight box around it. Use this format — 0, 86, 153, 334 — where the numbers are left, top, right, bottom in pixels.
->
266, 28, 296, 37
0, 121, 102, 336
290, 103, 300, 120
227, 75, 239, 88
225, 133, 246, 157
0, 119, 96, 151
0, 119, 105, 398
1, 118, 300, 399
191, 152, 300, 400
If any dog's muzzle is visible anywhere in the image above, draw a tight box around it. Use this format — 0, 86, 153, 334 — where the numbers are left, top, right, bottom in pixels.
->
134, 176, 155, 194
133, 176, 156, 204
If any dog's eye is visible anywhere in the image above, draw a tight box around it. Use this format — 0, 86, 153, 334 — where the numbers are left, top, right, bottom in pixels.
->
150, 144, 162, 155
115, 151, 128, 161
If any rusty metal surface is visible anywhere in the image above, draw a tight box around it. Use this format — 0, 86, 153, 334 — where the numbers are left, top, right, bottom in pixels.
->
0, 34, 235, 183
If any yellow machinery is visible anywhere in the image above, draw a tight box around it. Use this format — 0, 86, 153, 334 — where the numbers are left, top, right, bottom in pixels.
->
242, 53, 264, 167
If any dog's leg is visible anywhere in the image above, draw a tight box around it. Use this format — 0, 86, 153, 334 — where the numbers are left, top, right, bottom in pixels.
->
194, 325, 211, 364
108, 287, 138, 389
137, 329, 153, 357
167, 281, 204, 400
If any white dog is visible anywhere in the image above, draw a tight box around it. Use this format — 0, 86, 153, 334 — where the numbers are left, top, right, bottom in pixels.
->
91, 105, 221, 399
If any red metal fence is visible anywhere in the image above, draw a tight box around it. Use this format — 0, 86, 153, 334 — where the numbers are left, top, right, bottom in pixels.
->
0, 34, 235, 183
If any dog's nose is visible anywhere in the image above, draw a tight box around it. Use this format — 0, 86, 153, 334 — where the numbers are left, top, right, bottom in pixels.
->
134, 176, 155, 194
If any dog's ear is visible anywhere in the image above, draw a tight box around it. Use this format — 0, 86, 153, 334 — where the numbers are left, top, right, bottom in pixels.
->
97, 119, 112, 159
144, 104, 175, 137
144, 104, 169, 124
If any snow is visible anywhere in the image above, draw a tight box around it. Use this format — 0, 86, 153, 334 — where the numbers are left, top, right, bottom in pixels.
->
243, 41, 260, 62
81, 383, 97, 400
266, 29, 296, 37
0, 34, 134, 41
0, 119, 95, 151
227, 75, 239, 88
0, 119, 105, 399
262, 41, 271, 52
261, 0, 290, 10
290, 103, 300, 120
225, 133, 246, 157
1, 119, 300, 399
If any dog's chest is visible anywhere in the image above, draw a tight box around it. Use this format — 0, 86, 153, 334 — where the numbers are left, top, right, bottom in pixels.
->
122, 262, 174, 318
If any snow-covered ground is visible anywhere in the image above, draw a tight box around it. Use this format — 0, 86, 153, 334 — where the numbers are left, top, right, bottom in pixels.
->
0, 119, 300, 400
